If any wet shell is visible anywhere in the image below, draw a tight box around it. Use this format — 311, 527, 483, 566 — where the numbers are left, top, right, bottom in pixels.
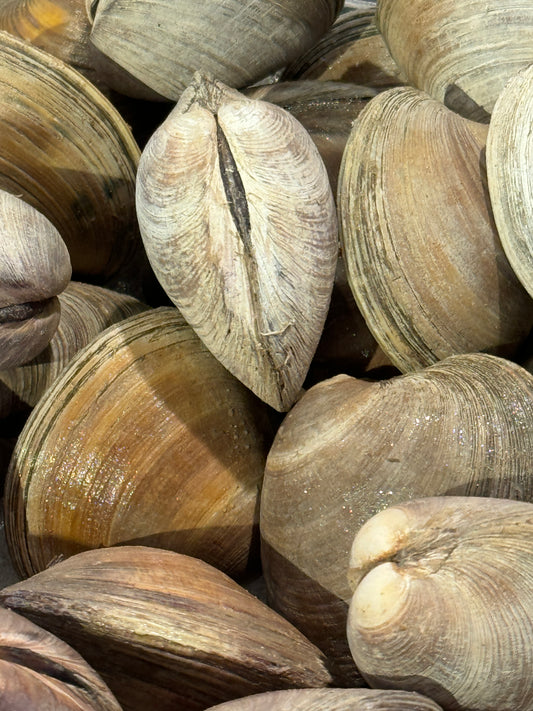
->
260, 352, 533, 685
347, 497, 533, 711
0, 607, 121, 710
205, 688, 443, 711
486, 64, 533, 300
0, 281, 149, 419
5, 307, 274, 580
88, 0, 343, 100
338, 86, 533, 373
0, 190, 71, 369
376, 0, 533, 121
0, 546, 332, 711
0, 30, 140, 278
136, 75, 338, 411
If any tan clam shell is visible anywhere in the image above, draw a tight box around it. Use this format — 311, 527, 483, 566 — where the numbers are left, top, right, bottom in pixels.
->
88, 0, 343, 100
338, 86, 533, 373
204, 688, 443, 711
0, 190, 71, 369
0, 280, 149, 418
347, 496, 533, 711
487, 64, 533, 300
0, 30, 140, 278
260, 352, 533, 685
136, 75, 338, 411
0, 546, 332, 711
5, 307, 274, 580
376, 0, 533, 120
0, 607, 121, 710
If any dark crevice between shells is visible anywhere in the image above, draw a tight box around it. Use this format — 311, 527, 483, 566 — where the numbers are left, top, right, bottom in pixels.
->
0, 644, 92, 692
0, 299, 52, 324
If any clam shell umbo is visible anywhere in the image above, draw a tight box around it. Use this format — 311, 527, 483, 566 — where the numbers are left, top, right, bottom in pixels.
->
338, 86, 533, 373
260, 352, 533, 684
0, 546, 332, 711
136, 75, 338, 411
347, 496, 533, 711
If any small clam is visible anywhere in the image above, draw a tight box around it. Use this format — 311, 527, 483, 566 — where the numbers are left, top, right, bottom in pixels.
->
136, 74, 338, 411
5, 307, 274, 580
0, 607, 121, 710
260, 353, 533, 684
338, 86, 533, 373
347, 497, 533, 711
0, 546, 332, 711
376, 0, 533, 120
0, 190, 71, 369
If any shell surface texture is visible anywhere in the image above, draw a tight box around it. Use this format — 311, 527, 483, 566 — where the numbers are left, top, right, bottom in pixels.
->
136, 74, 338, 411
338, 85, 533, 373
347, 496, 533, 711
260, 352, 533, 685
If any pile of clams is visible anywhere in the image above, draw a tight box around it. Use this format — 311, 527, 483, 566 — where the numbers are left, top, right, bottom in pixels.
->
0, 1, 532, 710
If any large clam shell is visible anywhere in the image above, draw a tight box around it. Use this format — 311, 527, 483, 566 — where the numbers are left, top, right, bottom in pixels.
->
88, 0, 343, 100
0, 190, 71, 369
0, 546, 332, 711
338, 86, 533, 373
5, 307, 274, 580
260, 352, 533, 685
0, 30, 140, 278
486, 64, 533, 300
0, 607, 121, 710
376, 0, 533, 121
347, 496, 533, 711
136, 75, 338, 411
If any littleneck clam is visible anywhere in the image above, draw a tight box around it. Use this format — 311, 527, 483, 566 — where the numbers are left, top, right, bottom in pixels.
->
5, 307, 274, 580
136, 74, 338, 411
0, 546, 332, 711
347, 497, 533, 711
88, 0, 343, 100
0, 607, 121, 710
0, 190, 71, 369
260, 352, 533, 685
0, 29, 140, 278
376, 0, 533, 121
486, 64, 533, 300
338, 86, 533, 373
204, 688, 444, 711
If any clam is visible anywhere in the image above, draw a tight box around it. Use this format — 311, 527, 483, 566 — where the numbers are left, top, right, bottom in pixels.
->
204, 688, 443, 711
338, 86, 533, 374
486, 64, 533, 300
5, 307, 274, 580
0, 189, 71, 369
0, 280, 149, 418
347, 496, 533, 711
136, 74, 338, 411
376, 0, 533, 121
260, 352, 533, 684
0, 607, 121, 710
0, 29, 140, 279
0, 545, 332, 711
88, 0, 343, 100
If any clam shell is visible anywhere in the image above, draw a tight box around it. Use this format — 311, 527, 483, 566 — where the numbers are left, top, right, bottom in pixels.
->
347, 496, 533, 711
338, 86, 533, 373
376, 0, 533, 120
260, 352, 533, 684
0, 30, 140, 278
5, 307, 274, 579
0, 190, 71, 369
204, 688, 443, 711
136, 75, 338, 411
0, 607, 121, 710
486, 64, 533, 300
0, 546, 332, 711
88, 0, 343, 100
